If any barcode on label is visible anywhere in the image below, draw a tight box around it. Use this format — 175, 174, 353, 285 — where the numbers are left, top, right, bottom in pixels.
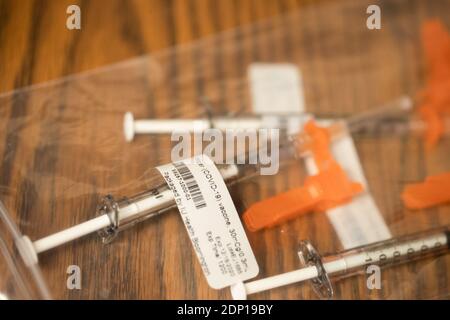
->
174, 162, 207, 209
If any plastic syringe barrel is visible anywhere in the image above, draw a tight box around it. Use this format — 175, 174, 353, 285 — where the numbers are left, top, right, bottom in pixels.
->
321, 226, 450, 279
96, 163, 240, 242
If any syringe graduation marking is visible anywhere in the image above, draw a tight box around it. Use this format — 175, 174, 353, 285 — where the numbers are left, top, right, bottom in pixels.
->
360, 234, 446, 265
324, 233, 448, 274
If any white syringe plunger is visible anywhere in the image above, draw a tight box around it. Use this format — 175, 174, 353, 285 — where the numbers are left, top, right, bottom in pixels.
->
124, 112, 212, 142
123, 112, 313, 142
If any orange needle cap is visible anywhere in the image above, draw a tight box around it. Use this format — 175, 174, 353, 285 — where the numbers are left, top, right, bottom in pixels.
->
402, 172, 450, 210
243, 163, 363, 232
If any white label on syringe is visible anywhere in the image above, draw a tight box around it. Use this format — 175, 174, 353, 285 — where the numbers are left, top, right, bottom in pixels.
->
156, 155, 259, 289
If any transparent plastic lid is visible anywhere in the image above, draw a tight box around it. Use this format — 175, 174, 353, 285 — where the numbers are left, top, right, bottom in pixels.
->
0, 0, 449, 299
0, 201, 50, 299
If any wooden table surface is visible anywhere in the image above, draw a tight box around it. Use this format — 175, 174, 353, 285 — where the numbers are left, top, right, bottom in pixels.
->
0, 0, 449, 299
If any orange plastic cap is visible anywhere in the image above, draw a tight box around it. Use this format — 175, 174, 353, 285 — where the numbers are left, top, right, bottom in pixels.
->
402, 172, 450, 209
243, 163, 363, 231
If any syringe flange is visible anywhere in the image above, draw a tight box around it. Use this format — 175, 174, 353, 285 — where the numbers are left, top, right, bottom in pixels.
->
298, 240, 333, 299
96, 195, 120, 244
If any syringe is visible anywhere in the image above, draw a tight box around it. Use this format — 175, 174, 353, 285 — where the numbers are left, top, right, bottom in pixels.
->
123, 96, 414, 141
230, 226, 450, 299
31, 164, 240, 254
30, 97, 413, 255
123, 112, 308, 141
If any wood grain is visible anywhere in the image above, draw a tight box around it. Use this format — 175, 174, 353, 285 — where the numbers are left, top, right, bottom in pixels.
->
0, 0, 449, 299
